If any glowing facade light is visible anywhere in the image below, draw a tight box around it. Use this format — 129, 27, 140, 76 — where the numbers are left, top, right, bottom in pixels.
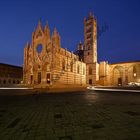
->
133, 73, 137, 77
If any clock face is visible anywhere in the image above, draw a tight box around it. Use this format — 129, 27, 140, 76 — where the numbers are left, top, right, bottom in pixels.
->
36, 44, 43, 53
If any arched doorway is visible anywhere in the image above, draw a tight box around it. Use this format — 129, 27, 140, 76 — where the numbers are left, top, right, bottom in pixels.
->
112, 66, 124, 86
128, 64, 140, 83
38, 72, 41, 84
46, 73, 51, 84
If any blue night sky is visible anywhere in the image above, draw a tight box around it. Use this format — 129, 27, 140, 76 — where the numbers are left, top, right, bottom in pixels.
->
0, 0, 140, 66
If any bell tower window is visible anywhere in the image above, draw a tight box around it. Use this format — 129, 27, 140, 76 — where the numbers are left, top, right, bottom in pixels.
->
89, 67, 92, 75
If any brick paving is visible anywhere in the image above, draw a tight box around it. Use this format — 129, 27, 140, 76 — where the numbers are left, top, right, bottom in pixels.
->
0, 90, 140, 140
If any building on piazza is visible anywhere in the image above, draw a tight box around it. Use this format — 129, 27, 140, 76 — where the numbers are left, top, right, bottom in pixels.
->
0, 63, 22, 87
99, 61, 140, 86
23, 13, 140, 88
23, 21, 86, 88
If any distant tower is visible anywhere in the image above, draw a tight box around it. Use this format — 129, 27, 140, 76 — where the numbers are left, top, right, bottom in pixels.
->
75, 41, 84, 61
84, 12, 98, 85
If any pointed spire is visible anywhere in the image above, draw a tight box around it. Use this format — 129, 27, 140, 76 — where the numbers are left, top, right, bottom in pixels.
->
89, 12, 92, 16
44, 21, 50, 33
46, 21, 49, 27
25, 42, 30, 50
36, 19, 43, 31
57, 32, 60, 37
44, 21, 51, 41
44, 21, 49, 30
52, 27, 61, 48
89, 12, 94, 19
26, 42, 30, 47
26, 41, 29, 46
38, 19, 42, 26
52, 27, 60, 38
34, 19, 44, 38
78, 41, 83, 50
53, 27, 58, 36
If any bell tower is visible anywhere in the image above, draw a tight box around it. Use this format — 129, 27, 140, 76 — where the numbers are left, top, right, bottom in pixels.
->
84, 12, 97, 63
84, 12, 98, 85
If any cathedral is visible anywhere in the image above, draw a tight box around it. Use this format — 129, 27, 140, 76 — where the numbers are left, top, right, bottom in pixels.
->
23, 13, 140, 88
23, 20, 87, 88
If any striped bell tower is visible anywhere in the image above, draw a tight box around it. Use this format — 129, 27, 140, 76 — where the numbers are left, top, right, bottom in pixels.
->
84, 12, 98, 85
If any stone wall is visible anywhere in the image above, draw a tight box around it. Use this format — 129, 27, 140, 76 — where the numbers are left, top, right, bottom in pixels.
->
99, 61, 140, 86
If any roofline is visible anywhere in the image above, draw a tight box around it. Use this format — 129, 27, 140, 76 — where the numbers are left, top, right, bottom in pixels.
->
0, 63, 23, 69
110, 60, 140, 65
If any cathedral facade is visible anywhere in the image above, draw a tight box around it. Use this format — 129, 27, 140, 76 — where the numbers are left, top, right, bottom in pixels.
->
23, 21, 86, 88
23, 13, 140, 88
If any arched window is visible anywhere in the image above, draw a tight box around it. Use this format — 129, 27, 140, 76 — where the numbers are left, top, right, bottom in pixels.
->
89, 67, 92, 75
62, 60, 65, 71
77, 64, 80, 74
70, 62, 73, 72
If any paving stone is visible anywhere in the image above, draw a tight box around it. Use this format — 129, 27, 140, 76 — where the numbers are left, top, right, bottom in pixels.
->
0, 90, 140, 139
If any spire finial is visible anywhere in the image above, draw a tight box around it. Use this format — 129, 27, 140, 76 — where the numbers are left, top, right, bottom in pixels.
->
54, 27, 57, 32
89, 12, 94, 18
89, 12, 92, 16
26, 41, 30, 48
36, 18, 43, 31
46, 21, 49, 27
38, 18, 42, 26
53, 27, 58, 36
44, 21, 50, 31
